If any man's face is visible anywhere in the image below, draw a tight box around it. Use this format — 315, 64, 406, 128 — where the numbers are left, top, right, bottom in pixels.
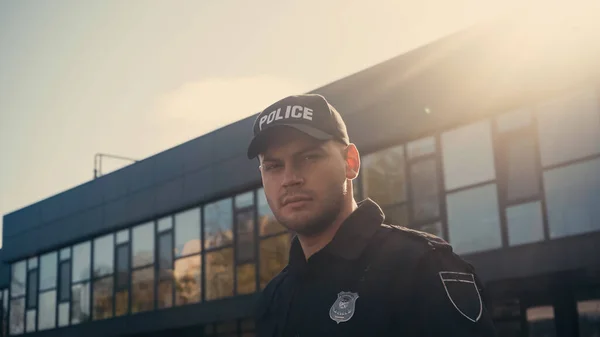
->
258, 127, 353, 236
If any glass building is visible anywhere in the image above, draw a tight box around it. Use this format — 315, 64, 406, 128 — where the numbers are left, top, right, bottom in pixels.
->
1, 12, 599, 337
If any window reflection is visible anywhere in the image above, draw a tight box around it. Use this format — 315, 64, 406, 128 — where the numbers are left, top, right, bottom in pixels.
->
205, 199, 234, 249
175, 208, 201, 257
236, 210, 255, 264
235, 191, 254, 209
93, 234, 114, 278
205, 248, 234, 300
536, 89, 600, 167
115, 290, 128, 317
259, 234, 291, 290
11, 261, 26, 298
363, 145, 407, 206
407, 136, 435, 159
237, 264, 256, 295
71, 282, 90, 324
174, 255, 201, 305
578, 299, 600, 337
39, 252, 57, 290
446, 184, 502, 254
442, 120, 496, 191
26, 309, 35, 333
38, 290, 56, 330
410, 158, 440, 222
506, 201, 544, 246
132, 222, 155, 268
93, 277, 113, 320
10, 298, 24, 335
132, 267, 154, 313
527, 305, 556, 337
72, 242, 91, 282
544, 158, 600, 239
58, 302, 69, 327
502, 135, 540, 202
258, 189, 286, 236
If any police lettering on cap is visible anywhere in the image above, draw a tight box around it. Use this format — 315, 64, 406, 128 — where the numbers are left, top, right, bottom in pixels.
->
247, 94, 350, 159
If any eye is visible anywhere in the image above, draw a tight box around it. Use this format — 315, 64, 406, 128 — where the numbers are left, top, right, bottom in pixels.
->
261, 163, 282, 172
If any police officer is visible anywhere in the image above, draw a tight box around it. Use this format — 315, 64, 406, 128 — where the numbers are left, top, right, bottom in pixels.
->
247, 94, 497, 337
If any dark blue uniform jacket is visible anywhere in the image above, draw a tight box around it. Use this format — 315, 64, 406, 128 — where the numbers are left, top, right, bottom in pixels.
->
255, 199, 497, 337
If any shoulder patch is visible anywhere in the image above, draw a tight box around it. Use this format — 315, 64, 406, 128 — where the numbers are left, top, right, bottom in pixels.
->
381, 224, 451, 250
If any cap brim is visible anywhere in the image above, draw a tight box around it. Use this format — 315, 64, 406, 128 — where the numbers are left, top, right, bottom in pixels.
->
247, 124, 333, 159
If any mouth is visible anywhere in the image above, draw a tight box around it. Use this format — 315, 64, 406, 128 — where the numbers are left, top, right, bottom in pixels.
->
282, 195, 312, 207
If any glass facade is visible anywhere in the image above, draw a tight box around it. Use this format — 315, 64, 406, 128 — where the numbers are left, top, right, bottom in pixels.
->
5, 86, 600, 335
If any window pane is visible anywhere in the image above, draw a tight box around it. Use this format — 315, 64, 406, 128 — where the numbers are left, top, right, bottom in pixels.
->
38, 290, 56, 330
204, 199, 233, 249
236, 210, 256, 264
506, 201, 545, 246
26, 270, 37, 308
527, 306, 556, 337
235, 191, 254, 209
158, 216, 173, 233
447, 184, 502, 254
159, 232, 173, 280
537, 89, 600, 167
72, 242, 91, 282
407, 136, 436, 159
10, 298, 24, 335
58, 302, 69, 327
503, 135, 540, 202
116, 229, 129, 244
59, 262, 71, 302
578, 299, 600, 337
442, 120, 496, 190
60, 248, 71, 261
27, 257, 37, 270
381, 203, 408, 228
11, 261, 26, 298
132, 222, 155, 268
94, 234, 114, 278
26, 309, 35, 333
363, 145, 407, 206
497, 107, 532, 132
258, 188, 286, 236
71, 282, 90, 325
237, 264, 256, 295
205, 249, 234, 300
158, 281, 173, 309
2, 289, 8, 336
39, 252, 58, 291
115, 290, 128, 317
259, 234, 291, 290
410, 159, 440, 222
132, 267, 154, 313
175, 208, 201, 257
174, 255, 201, 305
116, 244, 130, 290
93, 277, 113, 320
544, 158, 600, 238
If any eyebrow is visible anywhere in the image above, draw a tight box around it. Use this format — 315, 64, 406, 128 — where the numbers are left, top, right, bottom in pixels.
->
262, 143, 326, 162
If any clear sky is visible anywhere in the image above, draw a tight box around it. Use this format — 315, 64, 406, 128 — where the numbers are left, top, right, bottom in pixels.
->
0, 0, 544, 247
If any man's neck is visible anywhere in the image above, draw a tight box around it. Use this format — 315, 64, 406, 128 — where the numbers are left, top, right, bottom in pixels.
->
298, 198, 358, 260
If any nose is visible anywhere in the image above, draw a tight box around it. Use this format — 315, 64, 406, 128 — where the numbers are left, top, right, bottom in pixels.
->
281, 163, 303, 188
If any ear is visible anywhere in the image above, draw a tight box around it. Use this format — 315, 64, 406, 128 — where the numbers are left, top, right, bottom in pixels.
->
344, 143, 360, 180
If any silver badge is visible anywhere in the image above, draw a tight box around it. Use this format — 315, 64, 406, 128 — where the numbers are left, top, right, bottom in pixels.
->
329, 291, 359, 324
439, 272, 483, 323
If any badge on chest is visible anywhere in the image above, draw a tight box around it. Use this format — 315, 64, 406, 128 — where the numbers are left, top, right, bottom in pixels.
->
329, 291, 359, 324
